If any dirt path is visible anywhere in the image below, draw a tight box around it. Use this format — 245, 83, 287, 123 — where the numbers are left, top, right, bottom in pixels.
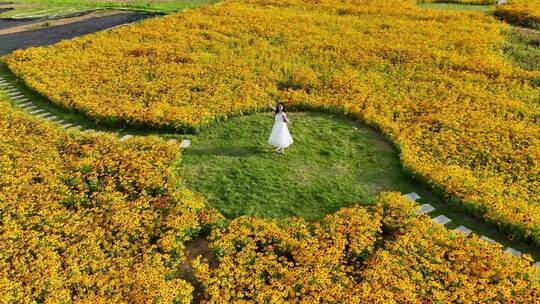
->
0, 11, 156, 55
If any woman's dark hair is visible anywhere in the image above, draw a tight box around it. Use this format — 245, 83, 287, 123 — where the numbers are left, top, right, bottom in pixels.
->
274, 102, 286, 116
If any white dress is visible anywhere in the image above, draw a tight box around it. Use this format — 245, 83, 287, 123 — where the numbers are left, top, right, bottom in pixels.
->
268, 112, 293, 148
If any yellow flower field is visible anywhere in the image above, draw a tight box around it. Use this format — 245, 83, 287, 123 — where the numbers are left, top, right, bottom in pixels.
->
0, 101, 204, 302
4, 0, 539, 245
194, 193, 539, 303
1, 97, 538, 301
495, 0, 540, 28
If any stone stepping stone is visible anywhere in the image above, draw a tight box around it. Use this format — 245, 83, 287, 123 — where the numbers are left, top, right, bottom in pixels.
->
404, 192, 421, 201
180, 139, 191, 148
454, 225, 472, 235
417, 203, 435, 214
432, 215, 452, 226
73, 126, 82, 130
504, 247, 522, 257
30, 109, 45, 115
7, 92, 23, 97
62, 123, 73, 128
19, 102, 33, 107
120, 134, 133, 142
479, 235, 496, 244
168, 139, 178, 144
23, 105, 37, 110
57, 120, 65, 124
45, 116, 57, 121
5, 88, 17, 92
83, 129, 94, 133
536, 262, 540, 269
35, 113, 50, 118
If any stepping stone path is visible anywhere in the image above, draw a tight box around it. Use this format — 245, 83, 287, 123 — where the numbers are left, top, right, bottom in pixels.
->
505, 247, 522, 257
454, 225, 472, 235
405, 192, 421, 201
432, 215, 452, 226
120, 134, 133, 142
401, 189, 540, 269
480, 235, 496, 244
180, 139, 191, 148
417, 203, 435, 214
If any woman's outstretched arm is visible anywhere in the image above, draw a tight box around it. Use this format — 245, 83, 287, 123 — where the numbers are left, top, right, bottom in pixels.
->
267, 103, 276, 111
283, 112, 290, 123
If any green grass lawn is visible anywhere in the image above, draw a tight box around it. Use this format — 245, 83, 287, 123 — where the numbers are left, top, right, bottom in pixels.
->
176, 111, 540, 259
0, 0, 216, 18
416, 3, 495, 14
178, 112, 419, 221
502, 28, 540, 71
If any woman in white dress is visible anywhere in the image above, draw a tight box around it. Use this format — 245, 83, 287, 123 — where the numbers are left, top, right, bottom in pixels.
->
268, 102, 293, 154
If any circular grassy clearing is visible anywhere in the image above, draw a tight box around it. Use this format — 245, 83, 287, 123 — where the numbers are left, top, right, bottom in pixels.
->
179, 111, 423, 221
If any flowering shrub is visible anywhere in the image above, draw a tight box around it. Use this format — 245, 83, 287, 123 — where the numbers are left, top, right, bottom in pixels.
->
495, 0, 540, 28
5, 0, 539, 245
0, 102, 204, 302
193, 192, 540, 303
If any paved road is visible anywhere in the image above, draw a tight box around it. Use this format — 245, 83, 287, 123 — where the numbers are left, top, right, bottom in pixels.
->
0, 12, 153, 55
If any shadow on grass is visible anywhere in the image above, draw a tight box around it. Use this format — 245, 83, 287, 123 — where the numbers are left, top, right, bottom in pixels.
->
184, 145, 267, 157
